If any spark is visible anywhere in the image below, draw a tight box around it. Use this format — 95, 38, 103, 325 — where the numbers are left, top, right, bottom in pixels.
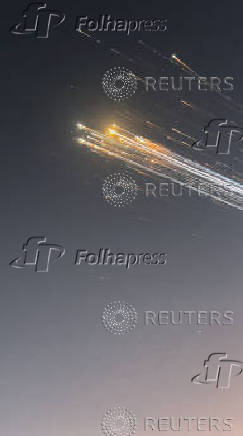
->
166, 135, 191, 147
171, 54, 196, 74
180, 99, 194, 109
108, 128, 117, 135
74, 123, 243, 210
76, 122, 87, 130
171, 128, 196, 142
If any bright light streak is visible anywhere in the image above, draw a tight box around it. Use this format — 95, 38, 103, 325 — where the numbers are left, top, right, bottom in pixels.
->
75, 122, 243, 211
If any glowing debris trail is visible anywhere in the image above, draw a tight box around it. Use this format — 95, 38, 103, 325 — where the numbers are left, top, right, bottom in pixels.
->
170, 53, 196, 75
75, 123, 243, 210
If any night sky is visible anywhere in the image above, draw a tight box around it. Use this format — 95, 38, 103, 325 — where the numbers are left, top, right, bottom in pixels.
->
1, 0, 243, 435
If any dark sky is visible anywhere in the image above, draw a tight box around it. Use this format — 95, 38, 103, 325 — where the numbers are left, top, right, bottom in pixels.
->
1, 0, 243, 435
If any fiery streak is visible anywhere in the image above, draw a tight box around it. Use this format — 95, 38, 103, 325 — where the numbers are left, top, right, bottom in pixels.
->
171, 128, 196, 142
170, 54, 196, 75
75, 123, 243, 210
180, 99, 194, 109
